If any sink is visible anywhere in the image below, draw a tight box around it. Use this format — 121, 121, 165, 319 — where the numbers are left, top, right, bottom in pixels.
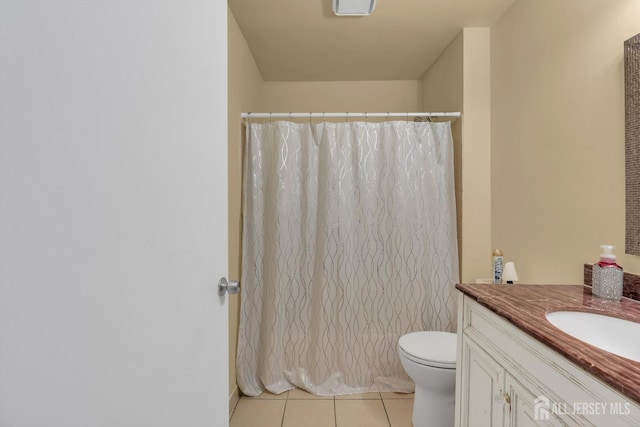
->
545, 311, 640, 363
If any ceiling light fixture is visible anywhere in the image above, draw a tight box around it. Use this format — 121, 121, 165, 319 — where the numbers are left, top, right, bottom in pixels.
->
332, 0, 378, 16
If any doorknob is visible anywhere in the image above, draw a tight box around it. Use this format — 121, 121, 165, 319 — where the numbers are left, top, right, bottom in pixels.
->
218, 277, 240, 296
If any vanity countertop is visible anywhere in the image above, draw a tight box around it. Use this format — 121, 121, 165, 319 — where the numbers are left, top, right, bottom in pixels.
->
456, 283, 640, 404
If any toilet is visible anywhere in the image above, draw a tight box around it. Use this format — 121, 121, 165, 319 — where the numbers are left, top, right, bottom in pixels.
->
398, 331, 457, 427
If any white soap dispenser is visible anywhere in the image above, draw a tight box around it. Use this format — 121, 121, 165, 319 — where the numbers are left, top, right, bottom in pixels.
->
503, 262, 519, 284
592, 244, 623, 300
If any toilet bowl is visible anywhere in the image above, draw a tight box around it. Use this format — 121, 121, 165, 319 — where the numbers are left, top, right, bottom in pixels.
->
398, 331, 457, 427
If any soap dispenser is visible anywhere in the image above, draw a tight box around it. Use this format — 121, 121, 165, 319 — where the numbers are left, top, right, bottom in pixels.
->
592, 245, 623, 300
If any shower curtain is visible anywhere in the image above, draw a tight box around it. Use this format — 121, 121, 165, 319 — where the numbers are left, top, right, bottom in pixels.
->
236, 120, 459, 396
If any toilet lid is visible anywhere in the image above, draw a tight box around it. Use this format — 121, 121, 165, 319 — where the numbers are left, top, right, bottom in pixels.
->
399, 331, 457, 368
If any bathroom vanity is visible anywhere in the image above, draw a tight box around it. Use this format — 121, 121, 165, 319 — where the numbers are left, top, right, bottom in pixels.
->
455, 284, 640, 426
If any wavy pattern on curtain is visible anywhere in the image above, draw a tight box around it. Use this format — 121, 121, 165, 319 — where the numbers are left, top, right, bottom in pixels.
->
236, 120, 459, 396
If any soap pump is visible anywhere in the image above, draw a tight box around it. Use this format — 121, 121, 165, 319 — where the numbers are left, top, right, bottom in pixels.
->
592, 244, 623, 300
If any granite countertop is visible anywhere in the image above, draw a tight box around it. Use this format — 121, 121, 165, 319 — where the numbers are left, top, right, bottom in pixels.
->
456, 283, 640, 404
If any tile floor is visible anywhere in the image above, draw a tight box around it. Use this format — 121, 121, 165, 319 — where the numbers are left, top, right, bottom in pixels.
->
230, 389, 414, 427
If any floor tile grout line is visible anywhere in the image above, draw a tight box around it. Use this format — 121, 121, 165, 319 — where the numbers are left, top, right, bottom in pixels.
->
380, 396, 393, 427
229, 397, 240, 422
280, 398, 288, 427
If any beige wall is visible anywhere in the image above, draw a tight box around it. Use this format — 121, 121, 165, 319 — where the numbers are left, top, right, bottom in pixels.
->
421, 33, 464, 278
228, 9, 263, 396
422, 33, 463, 113
421, 29, 492, 283
264, 80, 422, 113
462, 28, 492, 282
492, 0, 640, 283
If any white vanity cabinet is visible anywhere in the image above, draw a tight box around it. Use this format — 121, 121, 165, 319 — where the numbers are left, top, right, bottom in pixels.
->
458, 335, 505, 426
455, 292, 640, 427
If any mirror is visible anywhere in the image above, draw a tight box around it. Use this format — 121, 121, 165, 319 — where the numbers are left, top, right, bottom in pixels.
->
626, 33, 640, 255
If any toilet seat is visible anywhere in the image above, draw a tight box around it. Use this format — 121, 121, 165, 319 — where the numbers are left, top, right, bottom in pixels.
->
398, 331, 456, 369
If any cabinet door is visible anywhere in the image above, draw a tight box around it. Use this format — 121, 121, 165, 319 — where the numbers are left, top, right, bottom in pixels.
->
459, 337, 507, 427
505, 374, 570, 427
0, 1, 229, 426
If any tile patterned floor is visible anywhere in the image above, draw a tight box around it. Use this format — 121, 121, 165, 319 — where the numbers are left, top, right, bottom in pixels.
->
230, 389, 414, 427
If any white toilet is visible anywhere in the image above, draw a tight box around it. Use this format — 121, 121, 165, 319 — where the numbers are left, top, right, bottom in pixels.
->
398, 331, 457, 427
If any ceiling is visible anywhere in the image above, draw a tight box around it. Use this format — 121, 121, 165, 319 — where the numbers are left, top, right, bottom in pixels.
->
229, 0, 515, 82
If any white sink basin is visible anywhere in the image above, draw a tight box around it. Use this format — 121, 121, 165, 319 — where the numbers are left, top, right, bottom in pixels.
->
545, 311, 640, 363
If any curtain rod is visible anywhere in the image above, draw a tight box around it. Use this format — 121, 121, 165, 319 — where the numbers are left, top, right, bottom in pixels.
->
241, 112, 461, 120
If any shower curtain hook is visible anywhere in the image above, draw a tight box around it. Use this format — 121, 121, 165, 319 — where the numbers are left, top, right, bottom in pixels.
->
364, 112, 368, 123
269, 112, 272, 123
309, 112, 312, 126
289, 112, 293, 122
387, 112, 390, 122
322, 112, 326, 123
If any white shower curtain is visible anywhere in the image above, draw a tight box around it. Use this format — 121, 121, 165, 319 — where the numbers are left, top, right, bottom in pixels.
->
236, 120, 459, 396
